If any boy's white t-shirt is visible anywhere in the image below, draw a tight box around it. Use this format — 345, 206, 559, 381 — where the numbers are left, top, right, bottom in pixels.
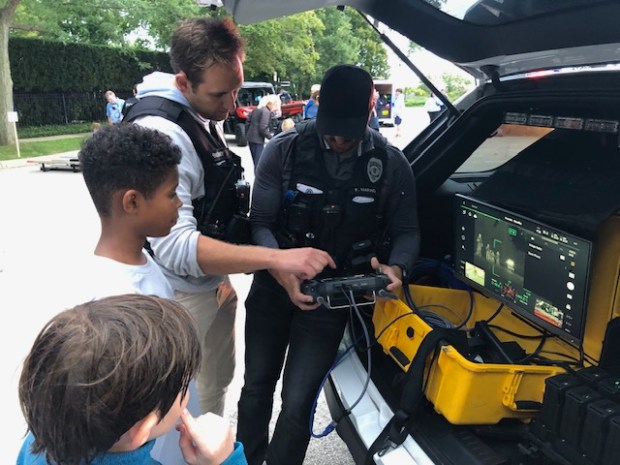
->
75, 250, 197, 465
84, 250, 174, 300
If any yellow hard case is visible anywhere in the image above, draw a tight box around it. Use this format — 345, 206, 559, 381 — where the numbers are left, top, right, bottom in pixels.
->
373, 215, 620, 425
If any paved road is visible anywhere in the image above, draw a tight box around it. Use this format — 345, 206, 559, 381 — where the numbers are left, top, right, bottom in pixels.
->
1, 107, 430, 465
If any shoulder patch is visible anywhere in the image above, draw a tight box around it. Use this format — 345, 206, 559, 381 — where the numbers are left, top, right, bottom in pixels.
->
367, 157, 383, 183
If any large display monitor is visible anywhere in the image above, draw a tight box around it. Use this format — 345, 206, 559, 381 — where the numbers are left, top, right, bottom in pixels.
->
453, 194, 593, 346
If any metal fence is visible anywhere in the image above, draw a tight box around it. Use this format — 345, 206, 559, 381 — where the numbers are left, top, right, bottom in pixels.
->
13, 91, 114, 127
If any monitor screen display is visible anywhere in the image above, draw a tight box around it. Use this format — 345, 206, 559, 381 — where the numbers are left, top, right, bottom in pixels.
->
453, 194, 592, 346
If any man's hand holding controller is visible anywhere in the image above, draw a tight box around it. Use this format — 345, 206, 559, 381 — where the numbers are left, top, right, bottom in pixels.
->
370, 256, 403, 293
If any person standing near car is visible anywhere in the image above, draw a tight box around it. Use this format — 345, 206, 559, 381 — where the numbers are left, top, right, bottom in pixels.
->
247, 94, 279, 170
302, 84, 320, 119
368, 88, 381, 131
104, 90, 125, 125
424, 91, 442, 122
392, 87, 405, 136
236, 64, 421, 465
123, 17, 336, 418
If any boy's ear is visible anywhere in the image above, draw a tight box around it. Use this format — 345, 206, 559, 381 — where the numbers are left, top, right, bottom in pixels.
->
121, 189, 143, 214
124, 412, 159, 449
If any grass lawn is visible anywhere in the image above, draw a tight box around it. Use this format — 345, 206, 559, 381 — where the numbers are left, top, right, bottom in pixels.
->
0, 136, 85, 161
406, 96, 426, 106
17, 122, 99, 139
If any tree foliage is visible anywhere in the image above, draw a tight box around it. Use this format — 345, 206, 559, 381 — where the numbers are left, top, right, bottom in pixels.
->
2, 2, 396, 136
346, 9, 388, 79
11, 2, 388, 96
12, 0, 204, 48
241, 8, 387, 96
314, 8, 360, 78
414, 72, 473, 102
442, 72, 473, 100
240, 11, 322, 95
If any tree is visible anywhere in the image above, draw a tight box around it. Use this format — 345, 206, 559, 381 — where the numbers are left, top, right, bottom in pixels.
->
1, 0, 20, 145
290, 8, 389, 92
346, 9, 388, 79
408, 40, 421, 56
442, 72, 473, 101
12, 0, 204, 48
313, 8, 360, 81
2, 0, 205, 146
240, 12, 322, 95
3, 2, 391, 138
272, 12, 323, 96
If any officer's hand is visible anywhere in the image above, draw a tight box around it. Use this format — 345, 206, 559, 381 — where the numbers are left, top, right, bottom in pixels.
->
371, 257, 402, 293
270, 269, 321, 311
275, 247, 336, 280
177, 410, 234, 465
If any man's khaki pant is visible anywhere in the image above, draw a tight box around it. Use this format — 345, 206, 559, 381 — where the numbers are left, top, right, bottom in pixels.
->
175, 277, 238, 415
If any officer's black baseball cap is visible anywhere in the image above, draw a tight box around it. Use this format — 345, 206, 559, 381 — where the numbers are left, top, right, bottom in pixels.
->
316, 64, 374, 140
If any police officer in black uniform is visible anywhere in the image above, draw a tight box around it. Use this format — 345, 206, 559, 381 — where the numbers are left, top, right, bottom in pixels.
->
236, 64, 421, 465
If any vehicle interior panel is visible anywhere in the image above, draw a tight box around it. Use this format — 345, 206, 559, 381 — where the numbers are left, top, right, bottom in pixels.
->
362, 75, 620, 464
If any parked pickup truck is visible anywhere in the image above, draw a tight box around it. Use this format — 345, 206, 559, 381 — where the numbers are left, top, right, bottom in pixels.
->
223, 81, 305, 146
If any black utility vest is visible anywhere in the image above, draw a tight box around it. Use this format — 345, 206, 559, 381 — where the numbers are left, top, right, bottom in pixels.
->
278, 121, 389, 276
124, 97, 249, 243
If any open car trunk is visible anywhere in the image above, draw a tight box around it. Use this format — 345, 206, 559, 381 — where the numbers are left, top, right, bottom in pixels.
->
220, 1, 620, 463
325, 68, 620, 464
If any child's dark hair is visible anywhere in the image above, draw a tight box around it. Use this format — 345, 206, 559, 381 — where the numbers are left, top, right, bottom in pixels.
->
79, 124, 181, 216
19, 294, 201, 465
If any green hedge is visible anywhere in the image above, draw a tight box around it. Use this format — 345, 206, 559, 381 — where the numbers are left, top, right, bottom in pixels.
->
10, 37, 171, 92
405, 96, 426, 107
9, 38, 173, 127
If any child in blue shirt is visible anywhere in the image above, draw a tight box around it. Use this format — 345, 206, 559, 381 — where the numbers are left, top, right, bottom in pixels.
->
16, 294, 247, 465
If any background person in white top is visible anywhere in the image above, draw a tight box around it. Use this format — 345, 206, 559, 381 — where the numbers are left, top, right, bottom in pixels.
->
424, 91, 443, 122
392, 87, 405, 137
128, 17, 335, 417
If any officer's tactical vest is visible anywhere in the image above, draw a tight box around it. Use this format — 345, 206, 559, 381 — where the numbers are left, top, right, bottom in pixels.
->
277, 121, 389, 276
124, 97, 250, 244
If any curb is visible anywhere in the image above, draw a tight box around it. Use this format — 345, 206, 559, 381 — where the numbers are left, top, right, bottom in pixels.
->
0, 151, 80, 170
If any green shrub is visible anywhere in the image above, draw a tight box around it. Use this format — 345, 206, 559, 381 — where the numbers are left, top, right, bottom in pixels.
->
10, 37, 171, 93
9, 37, 172, 127
405, 96, 426, 107
17, 122, 100, 139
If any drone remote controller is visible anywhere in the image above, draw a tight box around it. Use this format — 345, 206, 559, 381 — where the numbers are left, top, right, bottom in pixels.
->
301, 273, 393, 309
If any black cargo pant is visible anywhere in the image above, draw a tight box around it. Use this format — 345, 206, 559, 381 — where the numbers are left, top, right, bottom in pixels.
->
236, 270, 349, 465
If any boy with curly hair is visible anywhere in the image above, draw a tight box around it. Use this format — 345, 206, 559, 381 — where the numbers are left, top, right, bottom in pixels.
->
76, 124, 234, 464
78, 123, 182, 300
